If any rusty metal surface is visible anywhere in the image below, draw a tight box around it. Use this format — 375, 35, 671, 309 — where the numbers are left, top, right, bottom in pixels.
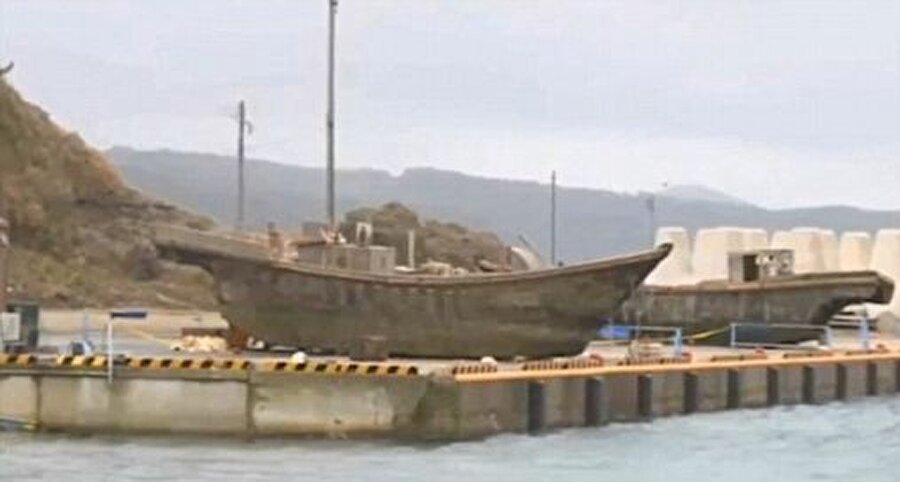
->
155, 226, 671, 358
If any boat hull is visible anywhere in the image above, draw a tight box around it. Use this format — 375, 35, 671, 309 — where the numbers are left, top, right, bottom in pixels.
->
622, 271, 894, 342
156, 227, 671, 358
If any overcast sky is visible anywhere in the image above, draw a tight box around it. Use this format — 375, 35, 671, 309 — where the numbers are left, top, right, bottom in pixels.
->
1, 0, 899, 208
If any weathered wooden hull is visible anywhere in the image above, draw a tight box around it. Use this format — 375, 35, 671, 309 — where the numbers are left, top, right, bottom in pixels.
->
622, 271, 894, 341
155, 228, 671, 358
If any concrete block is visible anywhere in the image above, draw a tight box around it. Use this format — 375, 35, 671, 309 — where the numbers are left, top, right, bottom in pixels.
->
417, 378, 527, 439
39, 375, 247, 435
647, 227, 693, 285
0, 375, 38, 425
839, 232, 872, 271
819, 229, 840, 271
870, 229, 900, 311
771, 228, 828, 273
693, 228, 745, 280
742, 228, 769, 251
251, 373, 429, 437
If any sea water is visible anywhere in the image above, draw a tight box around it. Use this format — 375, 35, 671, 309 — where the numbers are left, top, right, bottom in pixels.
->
2, 397, 900, 481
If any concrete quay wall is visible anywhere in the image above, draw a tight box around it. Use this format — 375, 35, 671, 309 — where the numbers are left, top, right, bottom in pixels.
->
0, 368, 432, 438
1, 354, 899, 440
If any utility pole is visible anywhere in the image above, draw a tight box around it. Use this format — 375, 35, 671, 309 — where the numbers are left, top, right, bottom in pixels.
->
325, 0, 338, 232
550, 170, 557, 266
645, 193, 656, 247
0, 217, 9, 312
647, 181, 667, 247
236, 100, 247, 231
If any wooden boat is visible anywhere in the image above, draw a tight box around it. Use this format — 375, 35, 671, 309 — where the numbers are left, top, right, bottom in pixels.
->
622, 271, 894, 343
154, 226, 672, 358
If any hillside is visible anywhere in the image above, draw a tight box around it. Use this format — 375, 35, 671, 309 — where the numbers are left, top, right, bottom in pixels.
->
0, 80, 216, 308
659, 184, 750, 206
107, 147, 900, 261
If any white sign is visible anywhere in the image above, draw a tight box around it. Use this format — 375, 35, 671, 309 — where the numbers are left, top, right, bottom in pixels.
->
0, 312, 20, 342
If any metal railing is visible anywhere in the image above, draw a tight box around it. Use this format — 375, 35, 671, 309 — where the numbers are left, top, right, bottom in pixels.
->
728, 322, 832, 350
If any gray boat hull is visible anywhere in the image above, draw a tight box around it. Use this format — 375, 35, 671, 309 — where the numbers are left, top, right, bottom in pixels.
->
622, 271, 894, 342
156, 227, 671, 358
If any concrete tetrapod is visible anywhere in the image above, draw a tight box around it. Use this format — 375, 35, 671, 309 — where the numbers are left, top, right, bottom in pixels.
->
741, 228, 769, 252
645, 227, 693, 286
870, 229, 900, 313
814, 229, 840, 272
771, 228, 827, 274
839, 232, 872, 272
692, 227, 744, 281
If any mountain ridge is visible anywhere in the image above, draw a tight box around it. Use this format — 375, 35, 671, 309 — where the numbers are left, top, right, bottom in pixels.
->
106, 146, 900, 261
659, 183, 751, 206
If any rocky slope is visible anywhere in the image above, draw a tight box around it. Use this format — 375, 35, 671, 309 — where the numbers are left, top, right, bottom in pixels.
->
340, 202, 509, 271
0, 79, 216, 308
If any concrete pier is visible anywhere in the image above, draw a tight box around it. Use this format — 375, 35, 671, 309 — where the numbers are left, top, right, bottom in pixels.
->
3, 348, 900, 440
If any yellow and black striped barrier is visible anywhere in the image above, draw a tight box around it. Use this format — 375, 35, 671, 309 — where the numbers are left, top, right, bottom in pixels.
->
709, 352, 769, 363
216, 359, 252, 370
257, 360, 342, 373
55, 355, 109, 368
0, 353, 37, 366
340, 362, 418, 376
616, 355, 690, 366
256, 360, 418, 376
450, 363, 499, 375
843, 346, 891, 356
5, 355, 415, 376
124, 356, 251, 371
523, 357, 604, 371
782, 351, 834, 360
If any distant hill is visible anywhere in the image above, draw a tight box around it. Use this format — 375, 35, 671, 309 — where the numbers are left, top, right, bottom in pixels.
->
106, 146, 900, 262
659, 184, 750, 206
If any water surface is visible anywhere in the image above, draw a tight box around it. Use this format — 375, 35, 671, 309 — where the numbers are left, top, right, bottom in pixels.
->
3, 398, 900, 481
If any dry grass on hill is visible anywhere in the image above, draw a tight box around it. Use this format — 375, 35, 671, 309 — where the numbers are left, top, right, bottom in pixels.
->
0, 78, 216, 308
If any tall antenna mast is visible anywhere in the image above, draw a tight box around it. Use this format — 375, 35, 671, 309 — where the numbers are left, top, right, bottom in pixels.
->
325, 0, 337, 231
550, 170, 557, 266
236, 100, 247, 231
